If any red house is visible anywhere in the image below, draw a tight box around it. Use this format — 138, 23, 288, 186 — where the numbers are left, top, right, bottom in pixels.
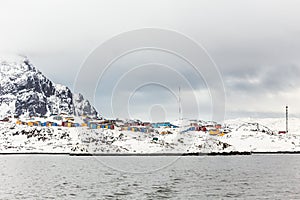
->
215, 124, 222, 129
200, 126, 207, 132
278, 131, 287, 134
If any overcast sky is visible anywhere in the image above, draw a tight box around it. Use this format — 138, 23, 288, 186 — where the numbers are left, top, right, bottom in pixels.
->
1, 0, 300, 121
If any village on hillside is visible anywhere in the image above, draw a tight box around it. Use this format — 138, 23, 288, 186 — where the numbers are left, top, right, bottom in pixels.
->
0, 111, 289, 136
1, 110, 300, 154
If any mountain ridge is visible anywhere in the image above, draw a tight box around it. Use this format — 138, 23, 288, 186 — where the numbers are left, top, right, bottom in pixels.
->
0, 56, 98, 118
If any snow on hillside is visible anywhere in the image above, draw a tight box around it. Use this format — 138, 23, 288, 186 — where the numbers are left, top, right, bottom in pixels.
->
220, 117, 300, 152
219, 129, 300, 152
1, 117, 299, 154
0, 121, 232, 154
224, 117, 300, 134
0, 122, 83, 153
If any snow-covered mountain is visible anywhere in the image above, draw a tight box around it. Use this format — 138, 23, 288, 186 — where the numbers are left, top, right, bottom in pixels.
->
0, 55, 98, 118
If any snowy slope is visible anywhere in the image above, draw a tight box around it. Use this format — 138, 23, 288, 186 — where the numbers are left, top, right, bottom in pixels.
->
224, 117, 300, 134
1, 117, 300, 154
220, 117, 300, 152
0, 122, 233, 154
0, 56, 98, 118
0, 122, 84, 153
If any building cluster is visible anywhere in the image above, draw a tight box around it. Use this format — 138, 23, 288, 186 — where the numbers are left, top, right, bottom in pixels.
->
116, 119, 154, 133
185, 120, 228, 136
1, 114, 230, 135
13, 114, 115, 130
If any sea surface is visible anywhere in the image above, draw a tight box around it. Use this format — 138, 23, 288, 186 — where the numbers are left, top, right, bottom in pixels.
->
0, 155, 300, 199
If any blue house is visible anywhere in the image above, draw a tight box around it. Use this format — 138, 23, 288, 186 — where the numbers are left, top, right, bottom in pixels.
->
89, 123, 97, 129
151, 122, 179, 128
74, 123, 80, 127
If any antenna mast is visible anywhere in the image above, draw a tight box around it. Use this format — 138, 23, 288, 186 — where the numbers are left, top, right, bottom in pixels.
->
286, 106, 288, 133
178, 86, 182, 120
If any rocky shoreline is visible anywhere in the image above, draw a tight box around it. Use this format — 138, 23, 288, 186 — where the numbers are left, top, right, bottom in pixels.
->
2, 151, 300, 156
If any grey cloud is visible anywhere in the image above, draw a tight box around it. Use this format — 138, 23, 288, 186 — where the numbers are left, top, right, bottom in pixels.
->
225, 64, 300, 94
1, 0, 300, 120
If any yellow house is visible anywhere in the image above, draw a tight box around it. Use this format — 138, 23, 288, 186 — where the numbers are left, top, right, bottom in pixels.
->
218, 133, 225, 137
65, 117, 74, 121
209, 129, 220, 135
67, 122, 72, 127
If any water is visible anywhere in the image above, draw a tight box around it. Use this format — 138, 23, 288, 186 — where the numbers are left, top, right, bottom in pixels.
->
1, 155, 300, 199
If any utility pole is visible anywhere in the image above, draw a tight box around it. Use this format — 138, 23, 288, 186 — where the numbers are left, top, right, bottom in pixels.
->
286, 106, 288, 133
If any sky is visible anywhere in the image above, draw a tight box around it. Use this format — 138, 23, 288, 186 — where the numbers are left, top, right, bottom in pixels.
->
0, 0, 300, 122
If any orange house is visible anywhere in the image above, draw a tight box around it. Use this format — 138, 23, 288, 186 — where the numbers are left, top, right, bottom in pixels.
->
27, 122, 34, 126
81, 123, 88, 127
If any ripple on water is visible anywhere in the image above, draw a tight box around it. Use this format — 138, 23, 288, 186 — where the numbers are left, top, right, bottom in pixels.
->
1, 155, 300, 199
